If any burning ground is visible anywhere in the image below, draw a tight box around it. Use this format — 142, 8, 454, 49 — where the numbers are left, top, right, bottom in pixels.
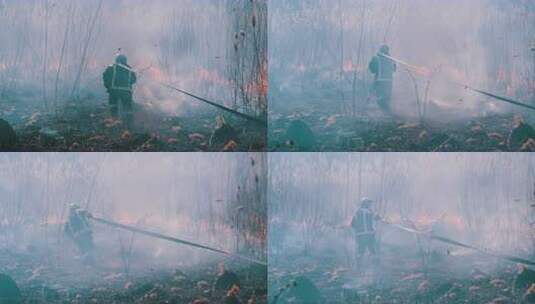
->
268, 98, 535, 152
269, 234, 535, 304
1, 98, 265, 152
0, 248, 267, 304
268, 0, 535, 152
0, 153, 268, 303
268, 153, 535, 303
0, 0, 267, 152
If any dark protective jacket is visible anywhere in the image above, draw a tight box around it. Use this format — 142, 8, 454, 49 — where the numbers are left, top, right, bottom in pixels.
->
64, 208, 94, 262
369, 53, 396, 81
65, 210, 92, 244
351, 207, 376, 235
103, 63, 137, 92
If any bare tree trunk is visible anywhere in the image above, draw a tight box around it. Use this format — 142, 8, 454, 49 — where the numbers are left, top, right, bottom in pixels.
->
54, 2, 74, 111
70, 0, 103, 100
339, 0, 346, 114
42, 0, 49, 110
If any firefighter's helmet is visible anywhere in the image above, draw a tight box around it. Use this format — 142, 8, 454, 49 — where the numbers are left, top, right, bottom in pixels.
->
115, 54, 128, 65
360, 197, 374, 208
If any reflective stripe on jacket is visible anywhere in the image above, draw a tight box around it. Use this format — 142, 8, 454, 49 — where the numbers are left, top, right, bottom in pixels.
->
103, 64, 137, 92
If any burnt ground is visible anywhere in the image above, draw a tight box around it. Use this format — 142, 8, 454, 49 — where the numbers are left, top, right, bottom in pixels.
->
0, 98, 266, 152
268, 245, 535, 304
0, 248, 267, 304
268, 99, 535, 152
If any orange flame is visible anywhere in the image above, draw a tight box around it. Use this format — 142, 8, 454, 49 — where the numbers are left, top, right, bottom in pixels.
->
342, 60, 366, 73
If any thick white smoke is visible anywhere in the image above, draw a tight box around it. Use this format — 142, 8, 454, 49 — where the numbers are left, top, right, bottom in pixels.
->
270, 0, 535, 120
0, 0, 234, 116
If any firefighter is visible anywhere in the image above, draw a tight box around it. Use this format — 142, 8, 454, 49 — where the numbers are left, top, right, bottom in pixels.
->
369, 45, 397, 115
103, 53, 137, 126
351, 198, 381, 268
64, 204, 94, 264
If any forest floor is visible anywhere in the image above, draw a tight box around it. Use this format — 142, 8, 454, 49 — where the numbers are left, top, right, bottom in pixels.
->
0, 248, 267, 304
1, 99, 265, 152
268, 101, 535, 152
268, 245, 535, 304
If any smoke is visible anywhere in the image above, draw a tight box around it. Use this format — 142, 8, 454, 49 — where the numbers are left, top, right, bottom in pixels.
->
0, 0, 239, 116
269, 153, 535, 261
270, 0, 535, 120
0, 153, 265, 284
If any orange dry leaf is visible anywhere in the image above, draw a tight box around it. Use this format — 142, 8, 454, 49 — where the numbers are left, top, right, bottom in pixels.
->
167, 138, 179, 144
121, 131, 131, 140
418, 130, 428, 139
401, 273, 424, 281
471, 125, 483, 133
189, 133, 205, 142
488, 133, 503, 140
223, 140, 238, 151
325, 115, 338, 127
398, 123, 420, 130
104, 118, 121, 128
521, 138, 535, 151
227, 284, 240, 297
417, 280, 430, 293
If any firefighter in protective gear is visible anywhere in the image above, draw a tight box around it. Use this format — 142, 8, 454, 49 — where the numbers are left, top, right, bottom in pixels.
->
351, 198, 381, 267
64, 204, 94, 263
103, 54, 137, 125
369, 45, 396, 114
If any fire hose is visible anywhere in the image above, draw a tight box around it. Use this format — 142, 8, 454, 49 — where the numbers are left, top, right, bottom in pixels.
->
380, 219, 535, 267
323, 218, 535, 267
117, 63, 267, 126
378, 53, 535, 112
84, 212, 267, 266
